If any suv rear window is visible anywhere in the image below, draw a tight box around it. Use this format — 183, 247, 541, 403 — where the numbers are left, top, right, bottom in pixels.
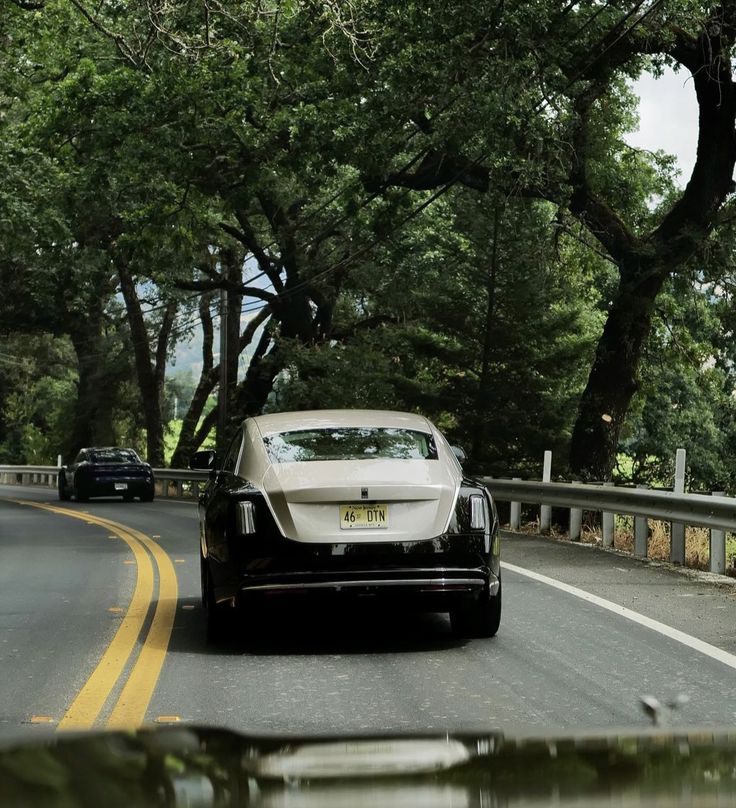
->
263, 427, 437, 463
89, 450, 140, 464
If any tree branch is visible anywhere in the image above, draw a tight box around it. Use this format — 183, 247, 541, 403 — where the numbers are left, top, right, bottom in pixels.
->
652, 26, 736, 264
239, 306, 271, 352
176, 278, 277, 302
331, 314, 399, 341
384, 149, 490, 193
67, 0, 140, 68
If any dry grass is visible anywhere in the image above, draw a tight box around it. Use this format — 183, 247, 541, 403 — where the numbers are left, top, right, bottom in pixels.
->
610, 518, 710, 569
510, 515, 736, 572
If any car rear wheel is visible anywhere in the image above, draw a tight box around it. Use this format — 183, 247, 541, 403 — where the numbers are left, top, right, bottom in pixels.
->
58, 474, 70, 501
75, 484, 89, 502
141, 487, 155, 503
450, 582, 501, 639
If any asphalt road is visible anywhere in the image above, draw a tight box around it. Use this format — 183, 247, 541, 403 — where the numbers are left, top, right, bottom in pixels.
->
2, 483, 736, 743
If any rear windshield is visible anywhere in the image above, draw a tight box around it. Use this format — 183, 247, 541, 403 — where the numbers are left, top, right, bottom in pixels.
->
89, 450, 140, 464
263, 427, 437, 463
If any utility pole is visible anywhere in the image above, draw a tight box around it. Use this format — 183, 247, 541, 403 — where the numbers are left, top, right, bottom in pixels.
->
217, 287, 228, 457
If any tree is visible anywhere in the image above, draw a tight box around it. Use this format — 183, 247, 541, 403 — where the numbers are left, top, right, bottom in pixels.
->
365, 1, 736, 479
35, 1, 395, 454
8, 0, 736, 487
271, 191, 608, 476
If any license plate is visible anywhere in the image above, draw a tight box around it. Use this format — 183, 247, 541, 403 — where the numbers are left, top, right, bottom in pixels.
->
114, 483, 128, 491
339, 503, 389, 530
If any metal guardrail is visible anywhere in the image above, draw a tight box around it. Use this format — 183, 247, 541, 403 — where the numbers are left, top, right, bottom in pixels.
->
0, 464, 209, 499
482, 477, 733, 576
2, 463, 734, 575
482, 479, 736, 533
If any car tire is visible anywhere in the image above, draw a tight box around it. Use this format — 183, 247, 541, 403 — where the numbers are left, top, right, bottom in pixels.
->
451, 582, 502, 639
75, 484, 89, 502
141, 487, 155, 503
58, 474, 70, 501
204, 569, 231, 644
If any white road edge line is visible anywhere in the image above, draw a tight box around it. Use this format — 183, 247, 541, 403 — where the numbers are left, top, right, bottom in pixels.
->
501, 560, 736, 671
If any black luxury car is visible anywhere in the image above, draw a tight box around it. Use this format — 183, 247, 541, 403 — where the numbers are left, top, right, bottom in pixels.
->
58, 447, 155, 502
192, 409, 501, 643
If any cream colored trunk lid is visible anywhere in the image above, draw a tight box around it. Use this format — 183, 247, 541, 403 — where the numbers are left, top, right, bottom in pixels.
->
261, 459, 460, 543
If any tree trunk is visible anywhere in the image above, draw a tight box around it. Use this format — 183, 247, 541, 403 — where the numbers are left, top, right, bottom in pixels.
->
222, 247, 243, 428
170, 295, 216, 469
232, 329, 284, 421
170, 371, 217, 468
171, 301, 273, 465
118, 265, 171, 466
67, 319, 119, 458
569, 259, 667, 480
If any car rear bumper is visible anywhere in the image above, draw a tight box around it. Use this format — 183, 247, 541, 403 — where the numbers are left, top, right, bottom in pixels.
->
231, 571, 498, 612
83, 479, 154, 498
216, 532, 499, 608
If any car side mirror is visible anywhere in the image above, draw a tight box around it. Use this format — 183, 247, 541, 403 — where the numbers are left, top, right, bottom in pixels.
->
190, 450, 218, 473
451, 446, 467, 465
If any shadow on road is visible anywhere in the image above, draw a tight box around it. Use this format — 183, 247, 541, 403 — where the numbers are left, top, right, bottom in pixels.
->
165, 597, 468, 657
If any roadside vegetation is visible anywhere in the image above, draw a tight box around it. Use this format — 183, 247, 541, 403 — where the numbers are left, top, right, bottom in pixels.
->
514, 514, 736, 571
2, 1, 736, 493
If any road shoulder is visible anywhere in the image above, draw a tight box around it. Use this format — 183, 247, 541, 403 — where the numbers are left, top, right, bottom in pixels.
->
501, 531, 736, 655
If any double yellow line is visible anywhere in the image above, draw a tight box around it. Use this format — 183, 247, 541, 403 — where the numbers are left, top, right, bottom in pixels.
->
14, 500, 178, 730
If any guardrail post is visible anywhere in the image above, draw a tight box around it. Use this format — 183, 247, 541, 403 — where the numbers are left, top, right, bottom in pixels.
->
569, 481, 582, 541
540, 451, 552, 533
670, 448, 686, 565
569, 507, 582, 542
634, 485, 648, 557
710, 491, 726, 574
602, 482, 616, 547
510, 478, 521, 530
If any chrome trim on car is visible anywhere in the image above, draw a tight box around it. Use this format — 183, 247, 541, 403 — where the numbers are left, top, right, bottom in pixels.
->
241, 577, 499, 593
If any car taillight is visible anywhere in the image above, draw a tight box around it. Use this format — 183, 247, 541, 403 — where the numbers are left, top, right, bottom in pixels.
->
236, 501, 256, 535
469, 495, 486, 530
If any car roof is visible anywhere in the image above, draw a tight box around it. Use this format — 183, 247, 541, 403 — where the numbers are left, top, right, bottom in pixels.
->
249, 409, 434, 435
82, 447, 137, 452
81, 447, 139, 456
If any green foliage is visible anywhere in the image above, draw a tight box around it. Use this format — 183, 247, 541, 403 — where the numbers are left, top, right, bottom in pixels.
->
0, 335, 77, 463
271, 193, 609, 476
619, 267, 736, 491
3, 0, 736, 487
